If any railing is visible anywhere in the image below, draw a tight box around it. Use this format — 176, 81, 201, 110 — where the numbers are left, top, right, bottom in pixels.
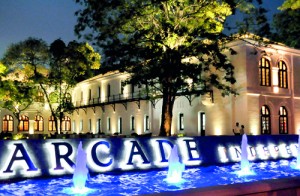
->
74, 90, 150, 108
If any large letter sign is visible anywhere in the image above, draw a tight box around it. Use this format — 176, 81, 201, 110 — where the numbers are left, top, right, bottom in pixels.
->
52, 142, 74, 170
3, 143, 38, 173
91, 141, 113, 167
127, 141, 150, 165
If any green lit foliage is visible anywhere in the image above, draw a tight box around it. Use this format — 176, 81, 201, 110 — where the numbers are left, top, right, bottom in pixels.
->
279, 0, 300, 10
74, 0, 258, 136
1, 37, 101, 132
48, 39, 101, 131
0, 38, 48, 131
0, 80, 37, 131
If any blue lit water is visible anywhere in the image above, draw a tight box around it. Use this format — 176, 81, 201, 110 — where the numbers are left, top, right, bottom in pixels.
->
1, 159, 300, 196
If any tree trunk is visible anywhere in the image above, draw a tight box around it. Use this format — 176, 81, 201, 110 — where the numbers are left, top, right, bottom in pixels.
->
159, 86, 175, 136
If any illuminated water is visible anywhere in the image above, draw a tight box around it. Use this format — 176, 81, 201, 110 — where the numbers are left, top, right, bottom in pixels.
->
73, 141, 89, 189
236, 134, 255, 176
1, 159, 300, 195
165, 145, 185, 184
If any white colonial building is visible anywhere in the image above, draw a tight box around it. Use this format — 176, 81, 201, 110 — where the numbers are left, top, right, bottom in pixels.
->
1, 39, 300, 137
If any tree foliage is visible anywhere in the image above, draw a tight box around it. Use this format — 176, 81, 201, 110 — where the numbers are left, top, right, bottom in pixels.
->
0, 37, 101, 132
74, 0, 258, 136
279, 0, 300, 10
0, 38, 48, 130
271, 9, 300, 49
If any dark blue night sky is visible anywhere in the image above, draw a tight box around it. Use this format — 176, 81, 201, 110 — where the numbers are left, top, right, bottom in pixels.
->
0, 0, 284, 58
0, 0, 81, 58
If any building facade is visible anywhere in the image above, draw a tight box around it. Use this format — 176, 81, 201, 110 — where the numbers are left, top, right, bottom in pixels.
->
1, 39, 300, 136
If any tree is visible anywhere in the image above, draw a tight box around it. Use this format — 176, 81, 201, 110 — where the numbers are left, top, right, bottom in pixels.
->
74, 0, 258, 136
0, 37, 49, 131
48, 39, 101, 132
1, 37, 101, 133
0, 80, 37, 131
272, 9, 300, 49
279, 0, 300, 10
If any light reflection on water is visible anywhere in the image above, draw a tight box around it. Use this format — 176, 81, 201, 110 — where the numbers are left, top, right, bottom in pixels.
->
1, 159, 300, 196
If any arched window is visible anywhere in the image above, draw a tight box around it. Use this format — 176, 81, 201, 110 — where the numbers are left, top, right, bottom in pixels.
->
34, 115, 44, 132
278, 61, 288, 88
261, 105, 271, 134
19, 115, 29, 132
36, 91, 44, 102
61, 116, 71, 132
48, 116, 56, 132
279, 106, 288, 134
259, 57, 271, 86
3, 115, 14, 132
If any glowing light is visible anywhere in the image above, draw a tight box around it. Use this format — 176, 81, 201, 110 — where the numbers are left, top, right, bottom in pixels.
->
278, 143, 292, 158
0, 141, 41, 179
73, 141, 88, 189
177, 138, 201, 166
119, 140, 151, 170
165, 145, 185, 184
218, 146, 229, 163
240, 134, 251, 173
234, 167, 256, 176
272, 67, 279, 93
62, 187, 95, 195
86, 140, 114, 172
150, 139, 172, 168
256, 144, 270, 160
268, 144, 279, 158
45, 140, 76, 175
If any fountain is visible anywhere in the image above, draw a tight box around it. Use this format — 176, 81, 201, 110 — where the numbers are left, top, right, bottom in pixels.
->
236, 134, 255, 176
63, 141, 92, 194
165, 144, 185, 184
0, 135, 298, 195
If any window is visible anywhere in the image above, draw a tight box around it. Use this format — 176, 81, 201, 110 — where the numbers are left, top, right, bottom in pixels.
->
198, 112, 206, 136
107, 117, 111, 132
130, 116, 135, 131
98, 86, 101, 98
48, 116, 56, 132
261, 105, 271, 134
279, 106, 288, 134
97, 118, 102, 133
19, 115, 29, 132
34, 115, 44, 132
131, 83, 135, 94
179, 113, 184, 130
118, 117, 122, 134
61, 116, 71, 132
3, 115, 13, 132
145, 115, 150, 131
36, 91, 44, 102
88, 89, 92, 101
278, 61, 288, 88
259, 57, 271, 86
